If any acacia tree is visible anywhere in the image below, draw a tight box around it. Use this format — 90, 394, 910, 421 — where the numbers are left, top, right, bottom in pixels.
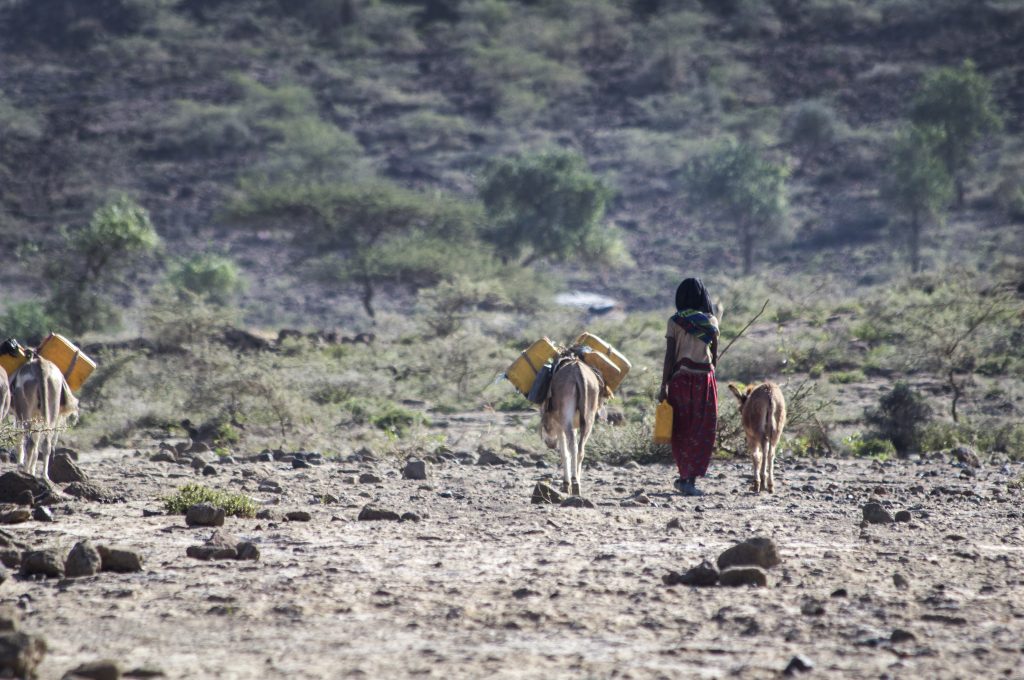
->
479, 150, 627, 267
683, 140, 788, 275
881, 125, 952, 273
229, 180, 478, 318
910, 60, 1002, 208
46, 196, 160, 334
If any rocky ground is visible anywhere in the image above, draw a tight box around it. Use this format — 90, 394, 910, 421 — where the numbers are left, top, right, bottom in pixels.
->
0, 442, 1022, 679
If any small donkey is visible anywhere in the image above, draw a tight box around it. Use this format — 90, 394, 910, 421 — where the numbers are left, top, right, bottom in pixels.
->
728, 382, 786, 494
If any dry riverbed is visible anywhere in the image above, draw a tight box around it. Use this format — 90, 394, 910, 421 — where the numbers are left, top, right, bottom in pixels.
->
1, 445, 1023, 679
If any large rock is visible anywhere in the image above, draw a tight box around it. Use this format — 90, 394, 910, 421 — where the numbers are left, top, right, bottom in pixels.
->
719, 566, 768, 587
531, 482, 563, 505
402, 459, 429, 481
97, 546, 144, 573
357, 505, 400, 521
63, 659, 122, 680
63, 482, 122, 504
48, 453, 88, 484
0, 632, 46, 678
0, 506, 30, 525
0, 472, 50, 505
862, 502, 894, 524
65, 541, 103, 578
186, 530, 259, 561
476, 449, 507, 466
951, 445, 981, 468
560, 496, 595, 509
21, 550, 64, 578
717, 537, 781, 571
185, 503, 225, 527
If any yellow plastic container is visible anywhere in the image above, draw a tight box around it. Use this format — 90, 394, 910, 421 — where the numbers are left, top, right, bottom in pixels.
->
574, 332, 631, 392
0, 348, 28, 377
653, 400, 673, 445
38, 333, 96, 392
581, 349, 622, 394
506, 337, 558, 396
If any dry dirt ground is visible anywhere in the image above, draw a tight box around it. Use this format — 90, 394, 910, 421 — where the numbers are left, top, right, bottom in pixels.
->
4, 440, 1024, 679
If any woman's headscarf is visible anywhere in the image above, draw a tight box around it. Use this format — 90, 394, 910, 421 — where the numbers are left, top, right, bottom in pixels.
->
675, 278, 713, 315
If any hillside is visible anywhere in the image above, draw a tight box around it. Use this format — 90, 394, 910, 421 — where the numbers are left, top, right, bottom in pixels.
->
1, 0, 1023, 328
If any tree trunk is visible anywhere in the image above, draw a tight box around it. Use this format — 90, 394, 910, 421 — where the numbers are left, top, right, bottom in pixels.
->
909, 211, 921, 273
741, 223, 753, 275
955, 175, 965, 209
948, 369, 962, 424
360, 273, 376, 319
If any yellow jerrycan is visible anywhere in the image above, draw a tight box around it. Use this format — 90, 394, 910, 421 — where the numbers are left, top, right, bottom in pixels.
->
506, 337, 559, 396
653, 400, 673, 445
574, 332, 631, 393
38, 333, 97, 392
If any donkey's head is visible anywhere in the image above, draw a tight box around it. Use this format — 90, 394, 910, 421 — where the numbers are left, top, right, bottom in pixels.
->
727, 382, 754, 408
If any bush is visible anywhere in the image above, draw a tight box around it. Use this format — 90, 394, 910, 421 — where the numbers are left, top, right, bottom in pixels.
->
783, 100, 840, 153
163, 483, 257, 517
585, 419, 670, 466
864, 382, 933, 455
844, 433, 897, 460
0, 301, 56, 345
167, 253, 245, 306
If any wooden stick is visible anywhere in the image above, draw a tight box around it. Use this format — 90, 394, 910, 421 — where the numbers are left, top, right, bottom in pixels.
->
717, 298, 769, 361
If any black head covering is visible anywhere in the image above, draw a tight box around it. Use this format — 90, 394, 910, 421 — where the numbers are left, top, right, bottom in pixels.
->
675, 278, 713, 314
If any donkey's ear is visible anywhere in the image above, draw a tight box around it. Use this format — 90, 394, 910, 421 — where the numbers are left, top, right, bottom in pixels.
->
727, 383, 745, 402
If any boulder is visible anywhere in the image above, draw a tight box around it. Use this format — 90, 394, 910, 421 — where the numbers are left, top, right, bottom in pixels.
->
186, 530, 258, 561
718, 566, 768, 587
717, 537, 781, 571
862, 502, 894, 524
402, 459, 429, 481
0, 632, 46, 678
62, 659, 122, 680
662, 560, 719, 587
48, 453, 88, 484
21, 550, 64, 578
97, 545, 144, 573
65, 541, 103, 578
357, 505, 400, 521
560, 496, 595, 509
185, 503, 225, 527
62, 482, 122, 504
951, 445, 981, 468
0, 472, 50, 505
530, 482, 563, 505
0, 507, 30, 525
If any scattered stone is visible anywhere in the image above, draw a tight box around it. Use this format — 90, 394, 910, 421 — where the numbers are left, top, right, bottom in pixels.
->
258, 479, 282, 494
201, 465, 217, 476
236, 542, 260, 561
255, 509, 276, 521
0, 564, 8, 586
97, 546, 144, 573
0, 631, 47, 678
21, 549, 65, 578
951, 445, 980, 468
65, 541, 103, 578
291, 458, 311, 469
32, 506, 54, 522
285, 511, 311, 522
895, 510, 912, 523
830, 588, 848, 598
357, 505, 400, 521
662, 560, 719, 587
186, 530, 242, 561
719, 566, 768, 587
530, 482, 563, 505
893, 573, 909, 589
0, 472, 50, 505
890, 629, 916, 644
862, 502, 894, 524
559, 496, 595, 509
476, 449, 507, 466
186, 503, 225, 527
358, 472, 383, 485
717, 537, 781, 570
399, 512, 421, 523
634, 493, 651, 505
0, 607, 17, 632
63, 482, 122, 504
0, 506, 30, 525
63, 659, 122, 680
666, 517, 684, 531
800, 598, 825, 616
14, 490, 33, 507
149, 451, 176, 464
783, 655, 814, 675
49, 453, 88, 484
402, 459, 428, 481
190, 457, 209, 470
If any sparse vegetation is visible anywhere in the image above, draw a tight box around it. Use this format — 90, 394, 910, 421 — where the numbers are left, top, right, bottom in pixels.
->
163, 483, 257, 518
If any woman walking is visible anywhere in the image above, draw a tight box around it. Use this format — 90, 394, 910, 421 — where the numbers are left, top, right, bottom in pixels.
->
658, 278, 719, 496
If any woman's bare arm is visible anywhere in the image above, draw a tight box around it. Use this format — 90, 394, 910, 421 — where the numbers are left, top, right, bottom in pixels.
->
659, 337, 675, 401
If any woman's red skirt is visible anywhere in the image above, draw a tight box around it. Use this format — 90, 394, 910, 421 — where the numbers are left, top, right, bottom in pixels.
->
667, 361, 718, 479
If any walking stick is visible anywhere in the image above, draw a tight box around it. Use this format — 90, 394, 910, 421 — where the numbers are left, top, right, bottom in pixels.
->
717, 299, 769, 361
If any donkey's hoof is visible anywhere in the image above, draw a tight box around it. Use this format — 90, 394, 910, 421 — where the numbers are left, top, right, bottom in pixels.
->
570, 482, 581, 496
560, 481, 571, 494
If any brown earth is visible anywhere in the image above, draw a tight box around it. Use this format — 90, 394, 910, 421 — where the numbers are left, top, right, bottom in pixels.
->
4, 444, 1024, 679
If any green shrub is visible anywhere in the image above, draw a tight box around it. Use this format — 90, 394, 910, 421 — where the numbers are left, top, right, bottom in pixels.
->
163, 484, 257, 517
168, 253, 245, 306
844, 433, 896, 460
586, 420, 670, 466
865, 382, 932, 455
783, 100, 840, 153
0, 300, 56, 344
829, 369, 865, 384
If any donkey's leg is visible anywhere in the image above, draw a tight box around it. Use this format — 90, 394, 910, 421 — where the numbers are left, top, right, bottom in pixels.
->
766, 439, 777, 493
748, 434, 762, 493
564, 427, 578, 495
